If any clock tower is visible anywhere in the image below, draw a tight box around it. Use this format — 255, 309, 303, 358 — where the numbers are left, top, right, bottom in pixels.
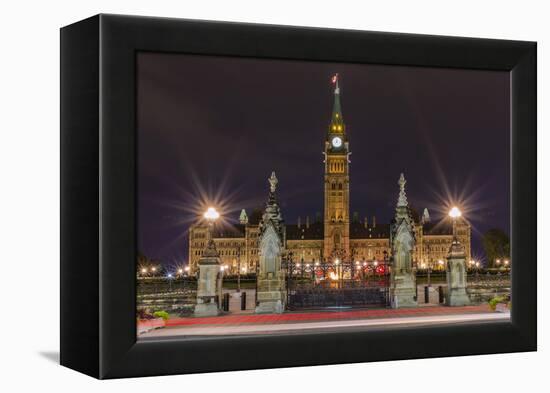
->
323, 74, 350, 261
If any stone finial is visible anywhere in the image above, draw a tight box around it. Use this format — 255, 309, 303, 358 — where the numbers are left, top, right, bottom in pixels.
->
364, 216, 368, 228
306, 215, 310, 228
397, 173, 408, 207
372, 215, 376, 228
297, 216, 301, 228
239, 209, 248, 224
422, 208, 431, 224
260, 171, 284, 238
268, 171, 278, 193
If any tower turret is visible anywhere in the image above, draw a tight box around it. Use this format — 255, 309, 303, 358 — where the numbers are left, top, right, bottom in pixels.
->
239, 209, 249, 224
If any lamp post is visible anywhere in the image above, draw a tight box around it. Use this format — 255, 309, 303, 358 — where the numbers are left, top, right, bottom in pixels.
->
426, 244, 432, 287
446, 206, 471, 306
448, 206, 462, 272
236, 244, 241, 293
167, 273, 173, 291
204, 207, 220, 242
194, 206, 222, 315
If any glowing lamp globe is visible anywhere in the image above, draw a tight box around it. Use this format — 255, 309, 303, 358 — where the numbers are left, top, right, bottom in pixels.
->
204, 207, 220, 221
449, 206, 462, 219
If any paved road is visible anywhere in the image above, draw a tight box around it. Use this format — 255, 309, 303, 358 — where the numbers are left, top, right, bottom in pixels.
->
140, 311, 509, 339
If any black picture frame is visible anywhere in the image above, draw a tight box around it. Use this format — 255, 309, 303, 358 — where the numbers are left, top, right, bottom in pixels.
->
60, 14, 536, 379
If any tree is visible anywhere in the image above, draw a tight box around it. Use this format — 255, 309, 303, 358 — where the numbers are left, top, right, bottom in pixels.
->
482, 229, 510, 267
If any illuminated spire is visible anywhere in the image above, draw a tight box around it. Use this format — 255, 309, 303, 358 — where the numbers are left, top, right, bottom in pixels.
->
329, 74, 344, 132
397, 173, 408, 207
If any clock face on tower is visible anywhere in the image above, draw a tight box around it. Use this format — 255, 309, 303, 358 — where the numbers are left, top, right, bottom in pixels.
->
331, 136, 343, 148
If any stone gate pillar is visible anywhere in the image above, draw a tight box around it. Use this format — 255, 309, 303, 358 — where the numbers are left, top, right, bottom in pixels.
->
390, 174, 418, 308
194, 233, 222, 317
255, 172, 286, 314
445, 238, 470, 306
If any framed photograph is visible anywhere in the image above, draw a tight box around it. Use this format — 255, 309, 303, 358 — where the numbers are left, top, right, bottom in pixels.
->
61, 14, 536, 379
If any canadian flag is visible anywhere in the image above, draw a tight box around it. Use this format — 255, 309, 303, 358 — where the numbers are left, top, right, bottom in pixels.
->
331, 73, 338, 84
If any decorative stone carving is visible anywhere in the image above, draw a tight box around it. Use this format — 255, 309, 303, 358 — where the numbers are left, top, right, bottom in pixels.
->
445, 237, 471, 306
390, 173, 417, 308
255, 172, 286, 314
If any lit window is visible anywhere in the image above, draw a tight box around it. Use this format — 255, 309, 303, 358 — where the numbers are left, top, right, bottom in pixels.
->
338, 125, 342, 131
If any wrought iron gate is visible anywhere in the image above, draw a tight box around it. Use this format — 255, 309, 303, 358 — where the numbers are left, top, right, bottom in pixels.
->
284, 256, 390, 310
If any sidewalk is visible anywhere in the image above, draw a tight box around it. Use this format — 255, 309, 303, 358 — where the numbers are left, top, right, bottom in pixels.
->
140, 306, 508, 338
163, 304, 494, 328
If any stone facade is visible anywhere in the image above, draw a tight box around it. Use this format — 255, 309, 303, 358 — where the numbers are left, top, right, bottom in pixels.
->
187, 76, 471, 274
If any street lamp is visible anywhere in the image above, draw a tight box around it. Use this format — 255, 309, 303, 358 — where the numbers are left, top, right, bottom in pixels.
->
204, 206, 220, 221
449, 206, 462, 219
449, 206, 462, 240
203, 206, 220, 254
468, 260, 475, 272
167, 273, 173, 291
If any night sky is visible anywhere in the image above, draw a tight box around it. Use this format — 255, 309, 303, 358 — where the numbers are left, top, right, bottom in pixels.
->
137, 52, 510, 267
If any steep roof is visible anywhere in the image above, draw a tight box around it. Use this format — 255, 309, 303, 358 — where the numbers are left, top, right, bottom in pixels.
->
350, 222, 390, 239
212, 223, 246, 238
286, 222, 324, 240
422, 221, 453, 236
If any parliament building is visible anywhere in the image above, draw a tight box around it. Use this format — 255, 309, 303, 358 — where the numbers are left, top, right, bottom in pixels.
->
188, 76, 471, 274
